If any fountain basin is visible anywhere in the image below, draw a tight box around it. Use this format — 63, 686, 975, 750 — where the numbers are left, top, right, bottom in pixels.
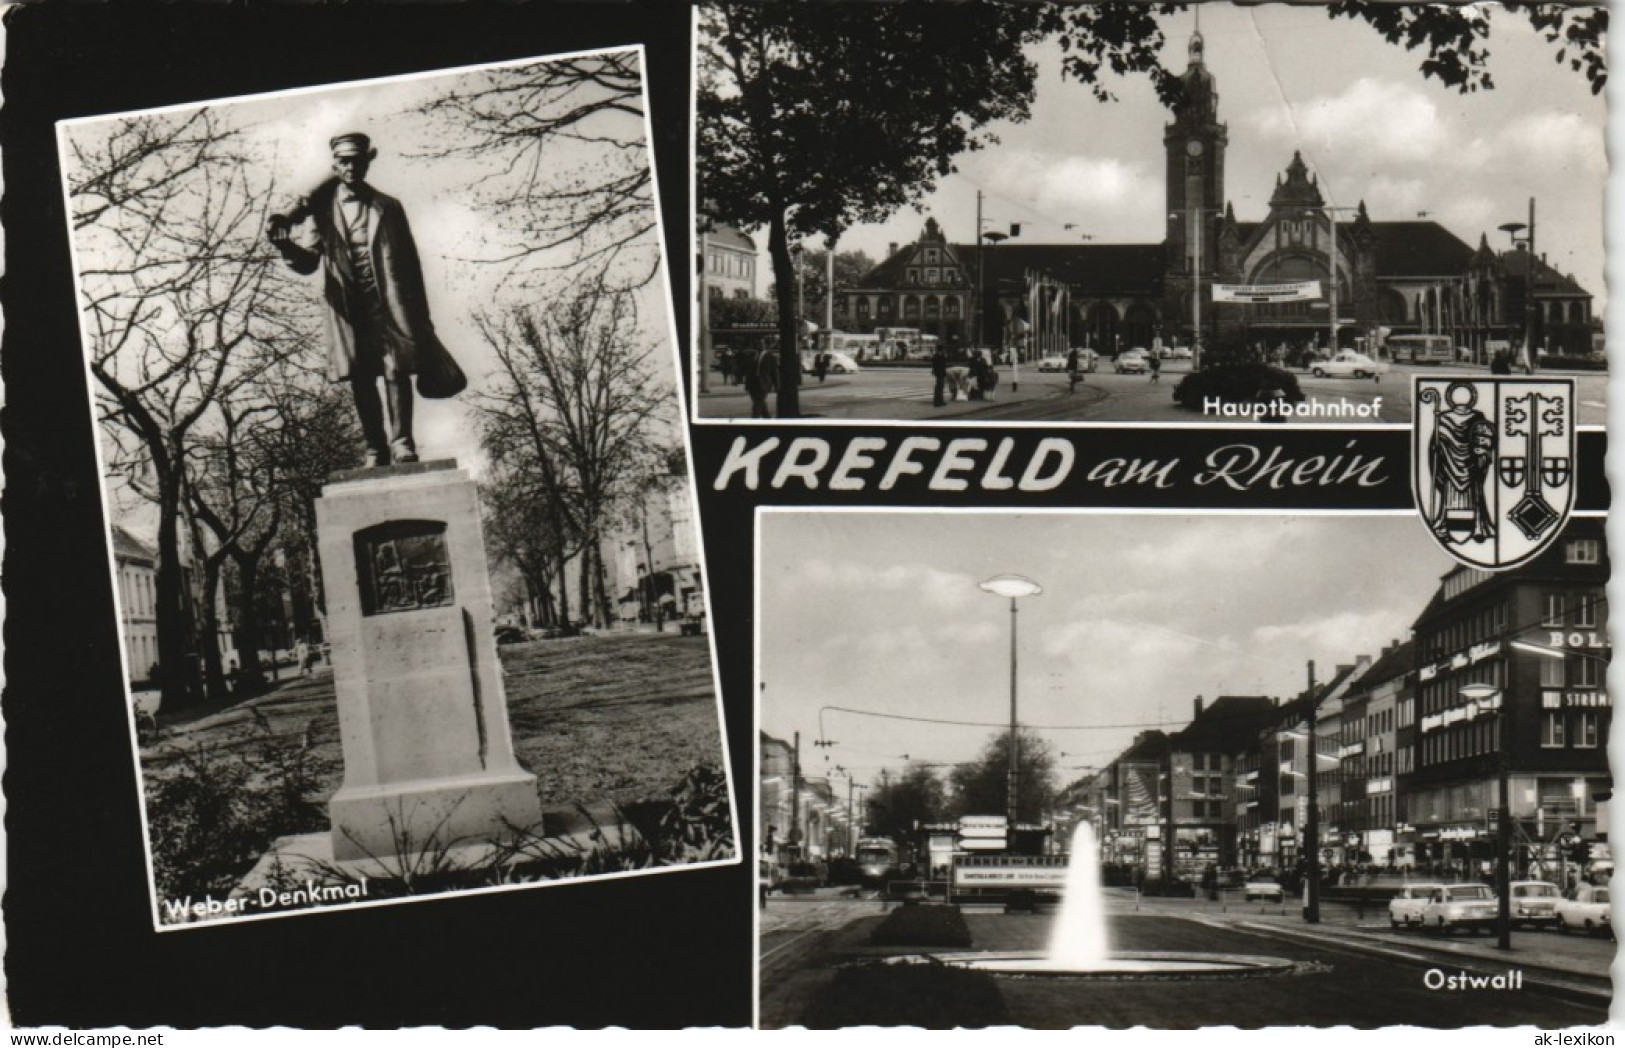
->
887, 950, 1299, 981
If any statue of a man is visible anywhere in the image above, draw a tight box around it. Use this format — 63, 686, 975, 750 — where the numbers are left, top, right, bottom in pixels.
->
1427, 381, 1497, 543
267, 132, 464, 467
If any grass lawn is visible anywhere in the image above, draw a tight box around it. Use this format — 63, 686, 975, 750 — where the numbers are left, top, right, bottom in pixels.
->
142, 631, 724, 810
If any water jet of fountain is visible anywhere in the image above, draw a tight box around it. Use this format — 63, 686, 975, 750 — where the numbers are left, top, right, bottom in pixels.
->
1047, 820, 1110, 968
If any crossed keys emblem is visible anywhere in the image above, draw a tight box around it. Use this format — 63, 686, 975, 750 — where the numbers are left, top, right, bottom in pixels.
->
1413, 377, 1576, 570
1497, 391, 1568, 541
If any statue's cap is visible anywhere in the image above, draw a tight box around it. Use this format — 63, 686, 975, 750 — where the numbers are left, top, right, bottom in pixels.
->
329, 132, 373, 157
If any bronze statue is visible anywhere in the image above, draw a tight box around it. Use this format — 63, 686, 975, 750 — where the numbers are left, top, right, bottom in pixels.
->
268, 133, 465, 467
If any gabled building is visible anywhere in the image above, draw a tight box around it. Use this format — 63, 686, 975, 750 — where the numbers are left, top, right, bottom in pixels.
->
836, 28, 1594, 360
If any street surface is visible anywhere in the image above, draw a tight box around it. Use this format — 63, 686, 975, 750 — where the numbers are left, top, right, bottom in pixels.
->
758, 886, 1613, 1029
700, 363, 1608, 426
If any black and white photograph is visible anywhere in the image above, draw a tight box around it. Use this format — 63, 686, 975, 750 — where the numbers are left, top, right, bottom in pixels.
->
694, 3, 1606, 426
756, 509, 1610, 1029
59, 48, 738, 931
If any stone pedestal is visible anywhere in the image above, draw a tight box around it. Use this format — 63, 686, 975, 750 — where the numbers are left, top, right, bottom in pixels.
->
316, 460, 542, 863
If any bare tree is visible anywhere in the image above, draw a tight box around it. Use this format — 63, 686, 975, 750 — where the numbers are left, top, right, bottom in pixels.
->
67, 108, 302, 709
474, 279, 670, 629
414, 51, 658, 287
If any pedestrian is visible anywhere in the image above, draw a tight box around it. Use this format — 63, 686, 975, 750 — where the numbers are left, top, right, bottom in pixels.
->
1149, 353, 1162, 383
931, 343, 948, 407
717, 346, 733, 386
745, 345, 779, 418
814, 350, 829, 384
1066, 346, 1081, 394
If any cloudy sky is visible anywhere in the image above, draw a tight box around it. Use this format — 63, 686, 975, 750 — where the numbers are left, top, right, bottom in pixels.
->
790, 4, 1606, 312
759, 511, 1457, 791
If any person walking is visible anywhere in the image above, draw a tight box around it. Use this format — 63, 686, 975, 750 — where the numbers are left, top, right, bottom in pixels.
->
1149, 352, 1162, 384
814, 350, 829, 384
745, 345, 779, 418
1066, 346, 1081, 394
931, 344, 948, 407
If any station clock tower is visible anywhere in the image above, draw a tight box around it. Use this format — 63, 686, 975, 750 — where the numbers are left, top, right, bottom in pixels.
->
1164, 28, 1229, 332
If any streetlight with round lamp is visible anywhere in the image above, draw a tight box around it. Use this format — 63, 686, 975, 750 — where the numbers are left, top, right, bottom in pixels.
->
978, 574, 1042, 831
1499, 199, 1538, 372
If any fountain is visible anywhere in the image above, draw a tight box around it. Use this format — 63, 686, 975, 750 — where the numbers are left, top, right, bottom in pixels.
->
894, 820, 1296, 980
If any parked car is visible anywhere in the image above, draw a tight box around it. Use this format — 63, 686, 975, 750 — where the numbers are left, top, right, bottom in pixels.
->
1244, 874, 1284, 902
801, 350, 861, 375
1166, 345, 1194, 359
1309, 350, 1388, 380
1421, 883, 1499, 934
1510, 880, 1563, 929
1389, 882, 1447, 929
1115, 349, 1151, 374
1556, 883, 1612, 937
1037, 350, 1099, 374
493, 625, 530, 645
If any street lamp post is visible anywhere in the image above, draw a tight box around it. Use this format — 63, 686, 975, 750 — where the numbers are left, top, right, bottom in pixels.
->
979, 574, 1043, 830
1169, 210, 1215, 370
1499, 199, 1538, 372
1300, 205, 1358, 355
1460, 682, 1512, 949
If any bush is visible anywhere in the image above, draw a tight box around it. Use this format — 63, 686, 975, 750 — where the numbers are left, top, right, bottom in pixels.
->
147, 720, 333, 912
1173, 362, 1305, 410
652, 763, 736, 864
870, 903, 973, 947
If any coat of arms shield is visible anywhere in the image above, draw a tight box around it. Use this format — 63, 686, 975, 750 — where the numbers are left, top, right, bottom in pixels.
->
1413, 376, 1576, 570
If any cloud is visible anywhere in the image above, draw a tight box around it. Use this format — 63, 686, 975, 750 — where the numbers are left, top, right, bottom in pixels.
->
794, 559, 982, 612
1251, 609, 1406, 660
983, 151, 1153, 213
1250, 78, 1449, 164
1459, 112, 1606, 179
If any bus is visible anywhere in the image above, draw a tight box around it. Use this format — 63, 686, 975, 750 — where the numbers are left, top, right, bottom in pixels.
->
817, 331, 880, 357
1385, 333, 1456, 365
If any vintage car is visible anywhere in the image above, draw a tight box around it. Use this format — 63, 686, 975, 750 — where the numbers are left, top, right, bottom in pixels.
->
1115, 349, 1151, 374
1388, 882, 1447, 929
1309, 350, 1388, 380
1244, 874, 1285, 902
1420, 883, 1500, 934
1509, 880, 1563, 929
1556, 883, 1612, 937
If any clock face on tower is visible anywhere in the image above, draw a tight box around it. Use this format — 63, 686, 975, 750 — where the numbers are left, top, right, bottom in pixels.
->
1186, 139, 1205, 158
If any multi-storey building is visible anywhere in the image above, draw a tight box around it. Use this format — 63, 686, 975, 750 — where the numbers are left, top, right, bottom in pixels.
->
1337, 640, 1414, 867
1404, 519, 1610, 880
1167, 695, 1276, 873
113, 525, 160, 686
701, 222, 759, 301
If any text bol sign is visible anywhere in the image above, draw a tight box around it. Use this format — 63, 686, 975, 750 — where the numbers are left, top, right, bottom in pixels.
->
1211, 280, 1322, 304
